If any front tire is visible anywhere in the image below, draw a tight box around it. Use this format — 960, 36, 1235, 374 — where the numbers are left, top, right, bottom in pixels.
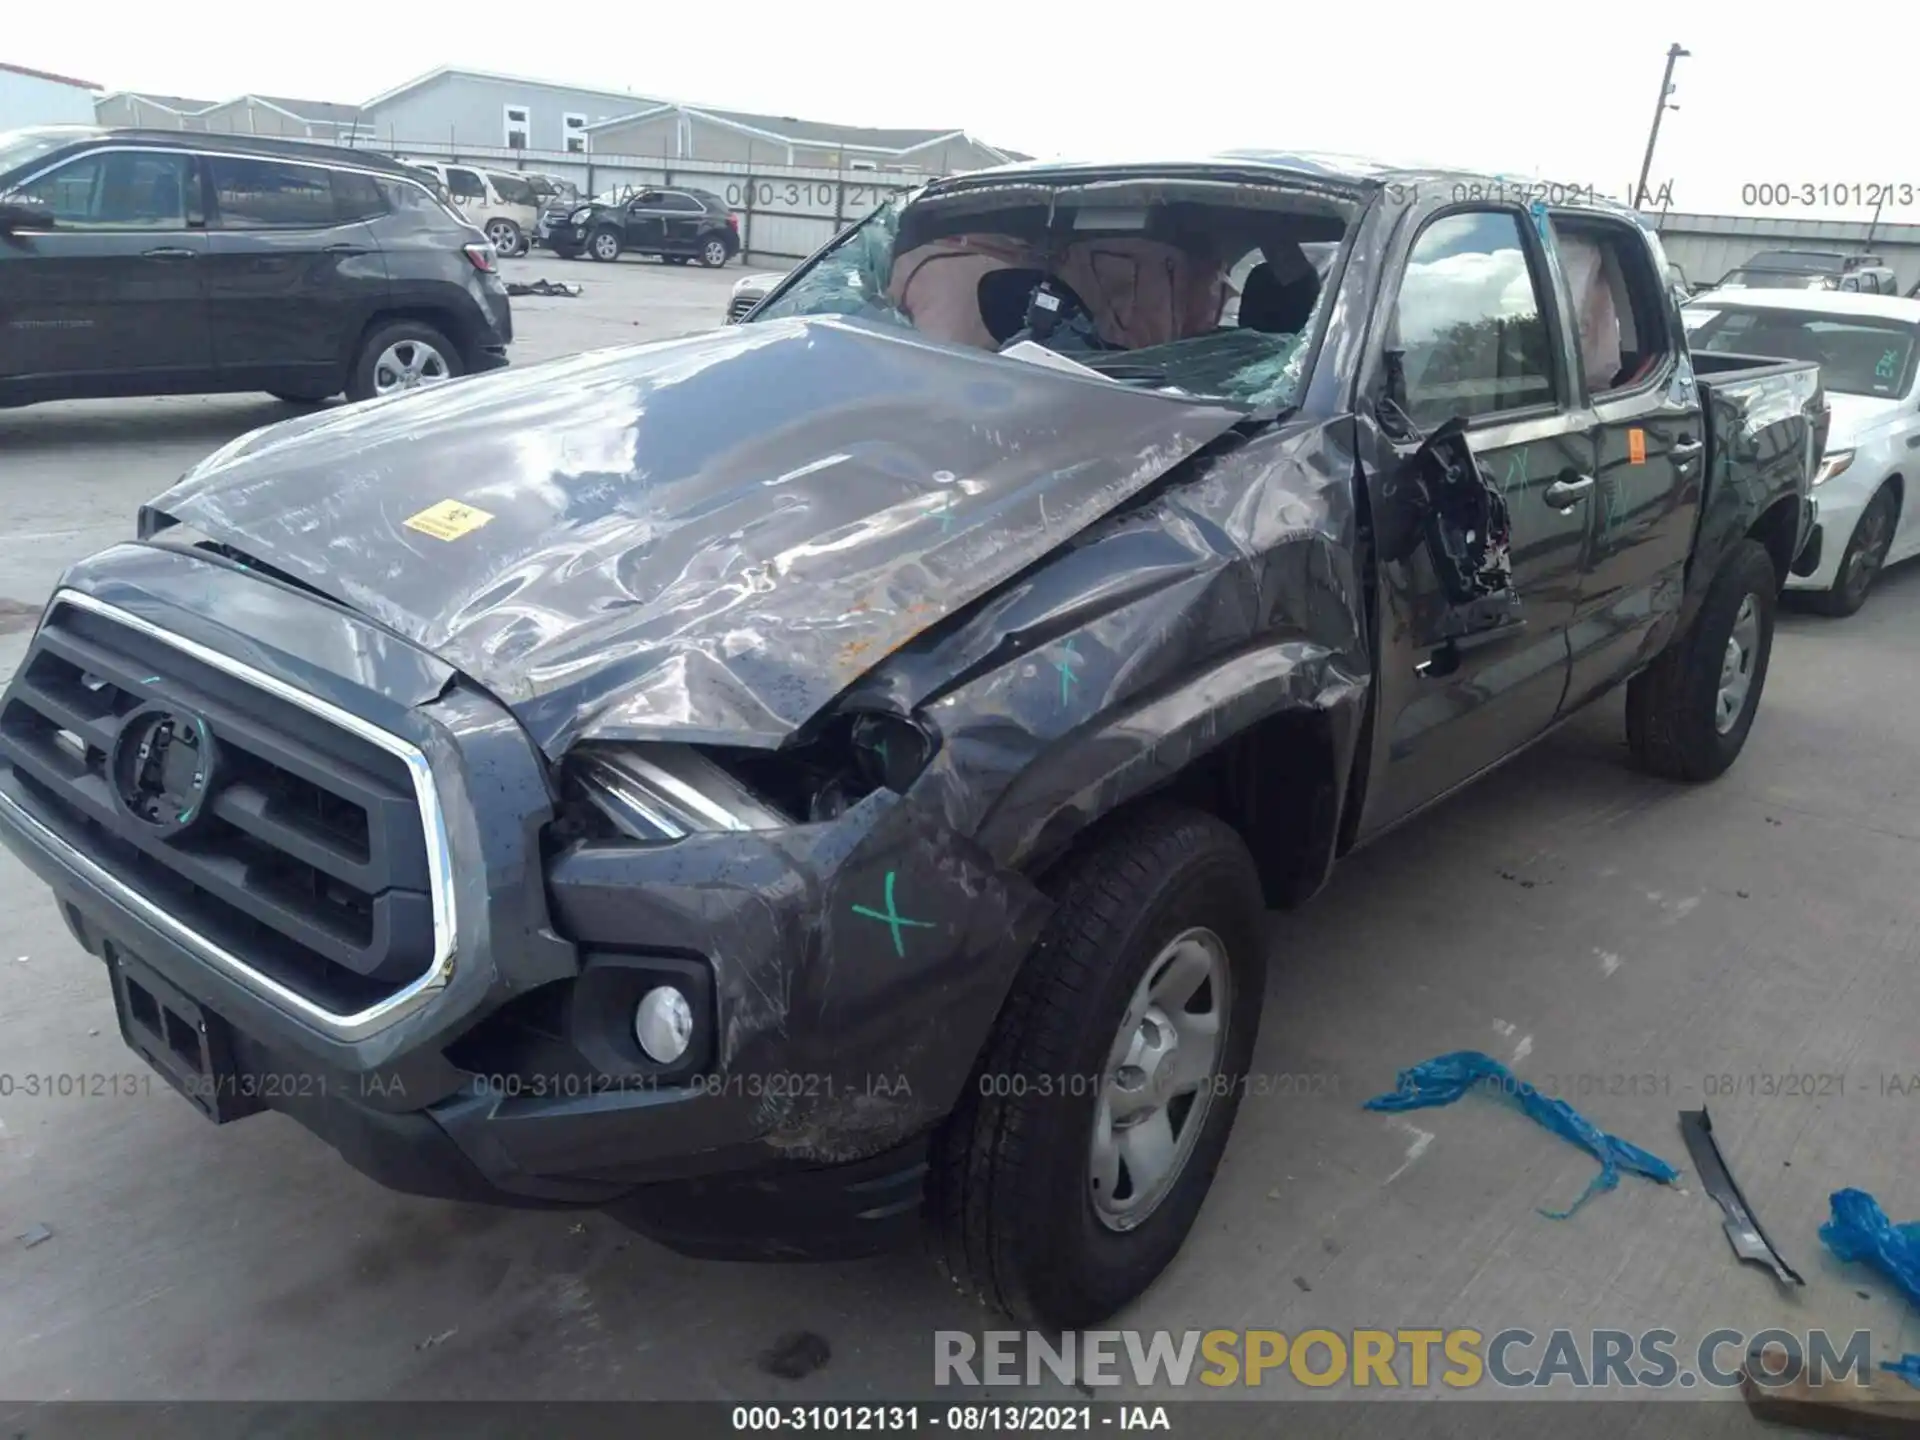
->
588, 226, 623, 262
1810, 485, 1897, 617
1626, 538, 1777, 781
929, 806, 1266, 1329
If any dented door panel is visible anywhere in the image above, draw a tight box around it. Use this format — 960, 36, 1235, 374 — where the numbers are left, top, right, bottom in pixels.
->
1358, 408, 1591, 832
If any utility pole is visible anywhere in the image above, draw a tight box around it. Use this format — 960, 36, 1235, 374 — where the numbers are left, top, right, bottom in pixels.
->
1634, 43, 1689, 211
1864, 191, 1885, 250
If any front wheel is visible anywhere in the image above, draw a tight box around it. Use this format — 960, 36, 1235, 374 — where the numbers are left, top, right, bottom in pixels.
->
1810, 486, 1898, 617
1626, 538, 1777, 781
347, 320, 461, 403
588, 226, 623, 262
699, 236, 730, 268
929, 806, 1266, 1329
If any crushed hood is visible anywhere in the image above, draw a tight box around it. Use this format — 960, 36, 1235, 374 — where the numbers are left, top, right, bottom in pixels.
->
151, 317, 1242, 756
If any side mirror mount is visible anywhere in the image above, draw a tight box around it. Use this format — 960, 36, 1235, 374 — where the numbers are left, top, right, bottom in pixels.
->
1380, 417, 1524, 643
0, 193, 52, 234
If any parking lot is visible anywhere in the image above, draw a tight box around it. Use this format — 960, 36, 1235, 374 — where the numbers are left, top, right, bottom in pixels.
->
2, 253, 1918, 1414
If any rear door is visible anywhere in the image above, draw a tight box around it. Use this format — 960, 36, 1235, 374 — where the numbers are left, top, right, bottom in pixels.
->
656, 192, 706, 253
1551, 213, 1702, 713
1356, 205, 1593, 833
0, 146, 211, 397
621, 191, 669, 252
203, 155, 390, 395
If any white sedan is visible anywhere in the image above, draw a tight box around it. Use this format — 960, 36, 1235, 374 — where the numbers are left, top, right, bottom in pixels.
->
1684, 289, 1920, 615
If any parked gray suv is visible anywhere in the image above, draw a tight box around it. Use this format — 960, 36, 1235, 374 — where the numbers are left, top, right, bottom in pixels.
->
0, 126, 513, 408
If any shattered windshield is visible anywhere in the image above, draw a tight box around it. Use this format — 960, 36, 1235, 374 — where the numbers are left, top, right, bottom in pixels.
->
751, 180, 1352, 412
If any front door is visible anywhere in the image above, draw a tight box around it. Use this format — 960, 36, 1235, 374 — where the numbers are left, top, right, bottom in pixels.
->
0, 147, 211, 397
1357, 206, 1594, 834
202, 155, 390, 392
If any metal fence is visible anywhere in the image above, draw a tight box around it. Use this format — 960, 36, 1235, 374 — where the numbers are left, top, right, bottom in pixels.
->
364, 141, 1920, 289
1650, 211, 1920, 293
363, 140, 923, 264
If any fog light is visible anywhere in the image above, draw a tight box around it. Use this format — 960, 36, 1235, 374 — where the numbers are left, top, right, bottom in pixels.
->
634, 986, 693, 1064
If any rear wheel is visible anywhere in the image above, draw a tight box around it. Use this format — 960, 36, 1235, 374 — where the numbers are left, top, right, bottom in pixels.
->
1811, 486, 1898, 617
1626, 538, 1777, 781
699, 235, 730, 268
929, 806, 1266, 1328
347, 320, 461, 403
484, 218, 524, 257
588, 226, 623, 262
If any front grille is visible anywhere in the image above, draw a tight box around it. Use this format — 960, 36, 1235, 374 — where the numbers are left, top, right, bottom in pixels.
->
0, 597, 440, 1015
727, 293, 762, 323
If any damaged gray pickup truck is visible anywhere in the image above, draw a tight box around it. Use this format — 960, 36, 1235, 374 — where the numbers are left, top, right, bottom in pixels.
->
0, 153, 1824, 1328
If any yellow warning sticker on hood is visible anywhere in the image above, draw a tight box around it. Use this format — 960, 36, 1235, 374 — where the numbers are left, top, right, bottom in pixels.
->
405, 499, 496, 541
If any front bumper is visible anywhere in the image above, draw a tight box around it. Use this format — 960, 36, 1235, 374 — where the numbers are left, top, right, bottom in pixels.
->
0, 548, 1047, 1254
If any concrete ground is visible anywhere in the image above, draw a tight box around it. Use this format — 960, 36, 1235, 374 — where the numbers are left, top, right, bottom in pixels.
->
1, 254, 1915, 1422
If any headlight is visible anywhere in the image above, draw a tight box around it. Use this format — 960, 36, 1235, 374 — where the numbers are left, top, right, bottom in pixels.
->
1814, 449, 1854, 486
571, 745, 787, 841
568, 206, 592, 224
567, 715, 938, 840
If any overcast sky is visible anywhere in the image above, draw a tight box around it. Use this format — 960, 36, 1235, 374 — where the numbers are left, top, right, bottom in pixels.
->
11, 0, 1915, 223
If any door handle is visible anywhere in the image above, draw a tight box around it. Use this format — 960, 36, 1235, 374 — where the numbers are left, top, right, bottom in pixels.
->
1670, 437, 1704, 458
1543, 475, 1595, 509
142, 246, 196, 259
323, 243, 369, 255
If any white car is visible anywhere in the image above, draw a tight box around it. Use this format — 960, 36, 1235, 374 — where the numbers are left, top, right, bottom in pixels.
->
400, 159, 543, 258
726, 269, 789, 323
1684, 289, 1920, 615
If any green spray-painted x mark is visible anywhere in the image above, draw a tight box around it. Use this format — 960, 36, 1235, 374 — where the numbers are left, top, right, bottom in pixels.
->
1055, 639, 1082, 707
850, 869, 936, 958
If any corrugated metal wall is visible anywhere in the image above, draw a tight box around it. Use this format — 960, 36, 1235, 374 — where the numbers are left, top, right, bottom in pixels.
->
1651, 211, 1920, 293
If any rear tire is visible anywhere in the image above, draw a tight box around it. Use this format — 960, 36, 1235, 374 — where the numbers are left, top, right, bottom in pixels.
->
484, 218, 524, 258
588, 226, 623, 262
699, 235, 730, 268
928, 806, 1266, 1329
1809, 485, 1897, 617
346, 319, 461, 404
1626, 538, 1777, 781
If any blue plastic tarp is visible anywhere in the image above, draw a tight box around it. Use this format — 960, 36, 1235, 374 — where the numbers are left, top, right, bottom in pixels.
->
1364, 1050, 1681, 1219
1819, 1188, 1920, 1312
1883, 1355, 1920, 1391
